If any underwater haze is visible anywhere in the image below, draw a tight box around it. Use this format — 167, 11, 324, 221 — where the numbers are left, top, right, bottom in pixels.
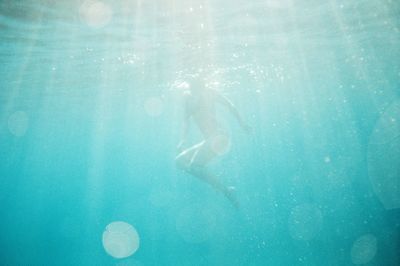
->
1, 0, 399, 265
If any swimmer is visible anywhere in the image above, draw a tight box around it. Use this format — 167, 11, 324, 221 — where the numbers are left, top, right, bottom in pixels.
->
175, 74, 251, 208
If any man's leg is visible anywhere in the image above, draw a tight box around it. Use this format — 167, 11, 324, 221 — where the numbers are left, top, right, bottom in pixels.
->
175, 142, 204, 170
188, 142, 239, 208
188, 164, 239, 208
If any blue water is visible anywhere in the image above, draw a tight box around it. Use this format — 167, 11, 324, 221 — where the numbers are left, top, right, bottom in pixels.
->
1, 0, 399, 265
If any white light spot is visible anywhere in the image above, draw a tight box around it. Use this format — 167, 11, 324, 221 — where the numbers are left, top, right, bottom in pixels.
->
324, 156, 331, 163
144, 97, 164, 117
102, 221, 140, 259
170, 80, 190, 94
8, 111, 29, 137
288, 203, 323, 241
210, 134, 231, 155
368, 100, 400, 209
351, 234, 377, 265
176, 204, 216, 243
80, 1, 113, 28
177, 81, 189, 90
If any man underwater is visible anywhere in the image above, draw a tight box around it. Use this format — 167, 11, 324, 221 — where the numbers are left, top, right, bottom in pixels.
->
175, 74, 251, 208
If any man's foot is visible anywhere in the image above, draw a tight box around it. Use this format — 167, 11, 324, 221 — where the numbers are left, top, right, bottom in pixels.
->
225, 186, 239, 209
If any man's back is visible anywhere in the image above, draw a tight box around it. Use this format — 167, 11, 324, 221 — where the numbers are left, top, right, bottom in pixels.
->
185, 88, 222, 138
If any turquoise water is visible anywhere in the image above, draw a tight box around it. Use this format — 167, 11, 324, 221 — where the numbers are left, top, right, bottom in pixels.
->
1, 0, 399, 265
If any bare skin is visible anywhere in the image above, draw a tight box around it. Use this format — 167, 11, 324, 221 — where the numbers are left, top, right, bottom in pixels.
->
175, 76, 250, 208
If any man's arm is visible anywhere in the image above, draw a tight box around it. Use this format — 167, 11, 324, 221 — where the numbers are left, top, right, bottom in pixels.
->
216, 91, 251, 133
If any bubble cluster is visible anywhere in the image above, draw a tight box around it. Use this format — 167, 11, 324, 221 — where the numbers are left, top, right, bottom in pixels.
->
8, 111, 29, 137
102, 221, 140, 259
368, 100, 400, 209
288, 203, 323, 241
351, 234, 377, 265
80, 1, 113, 28
144, 97, 164, 117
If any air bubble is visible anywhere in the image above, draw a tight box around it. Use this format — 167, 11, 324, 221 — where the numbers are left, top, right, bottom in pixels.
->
80, 1, 113, 28
102, 221, 140, 259
351, 234, 377, 265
